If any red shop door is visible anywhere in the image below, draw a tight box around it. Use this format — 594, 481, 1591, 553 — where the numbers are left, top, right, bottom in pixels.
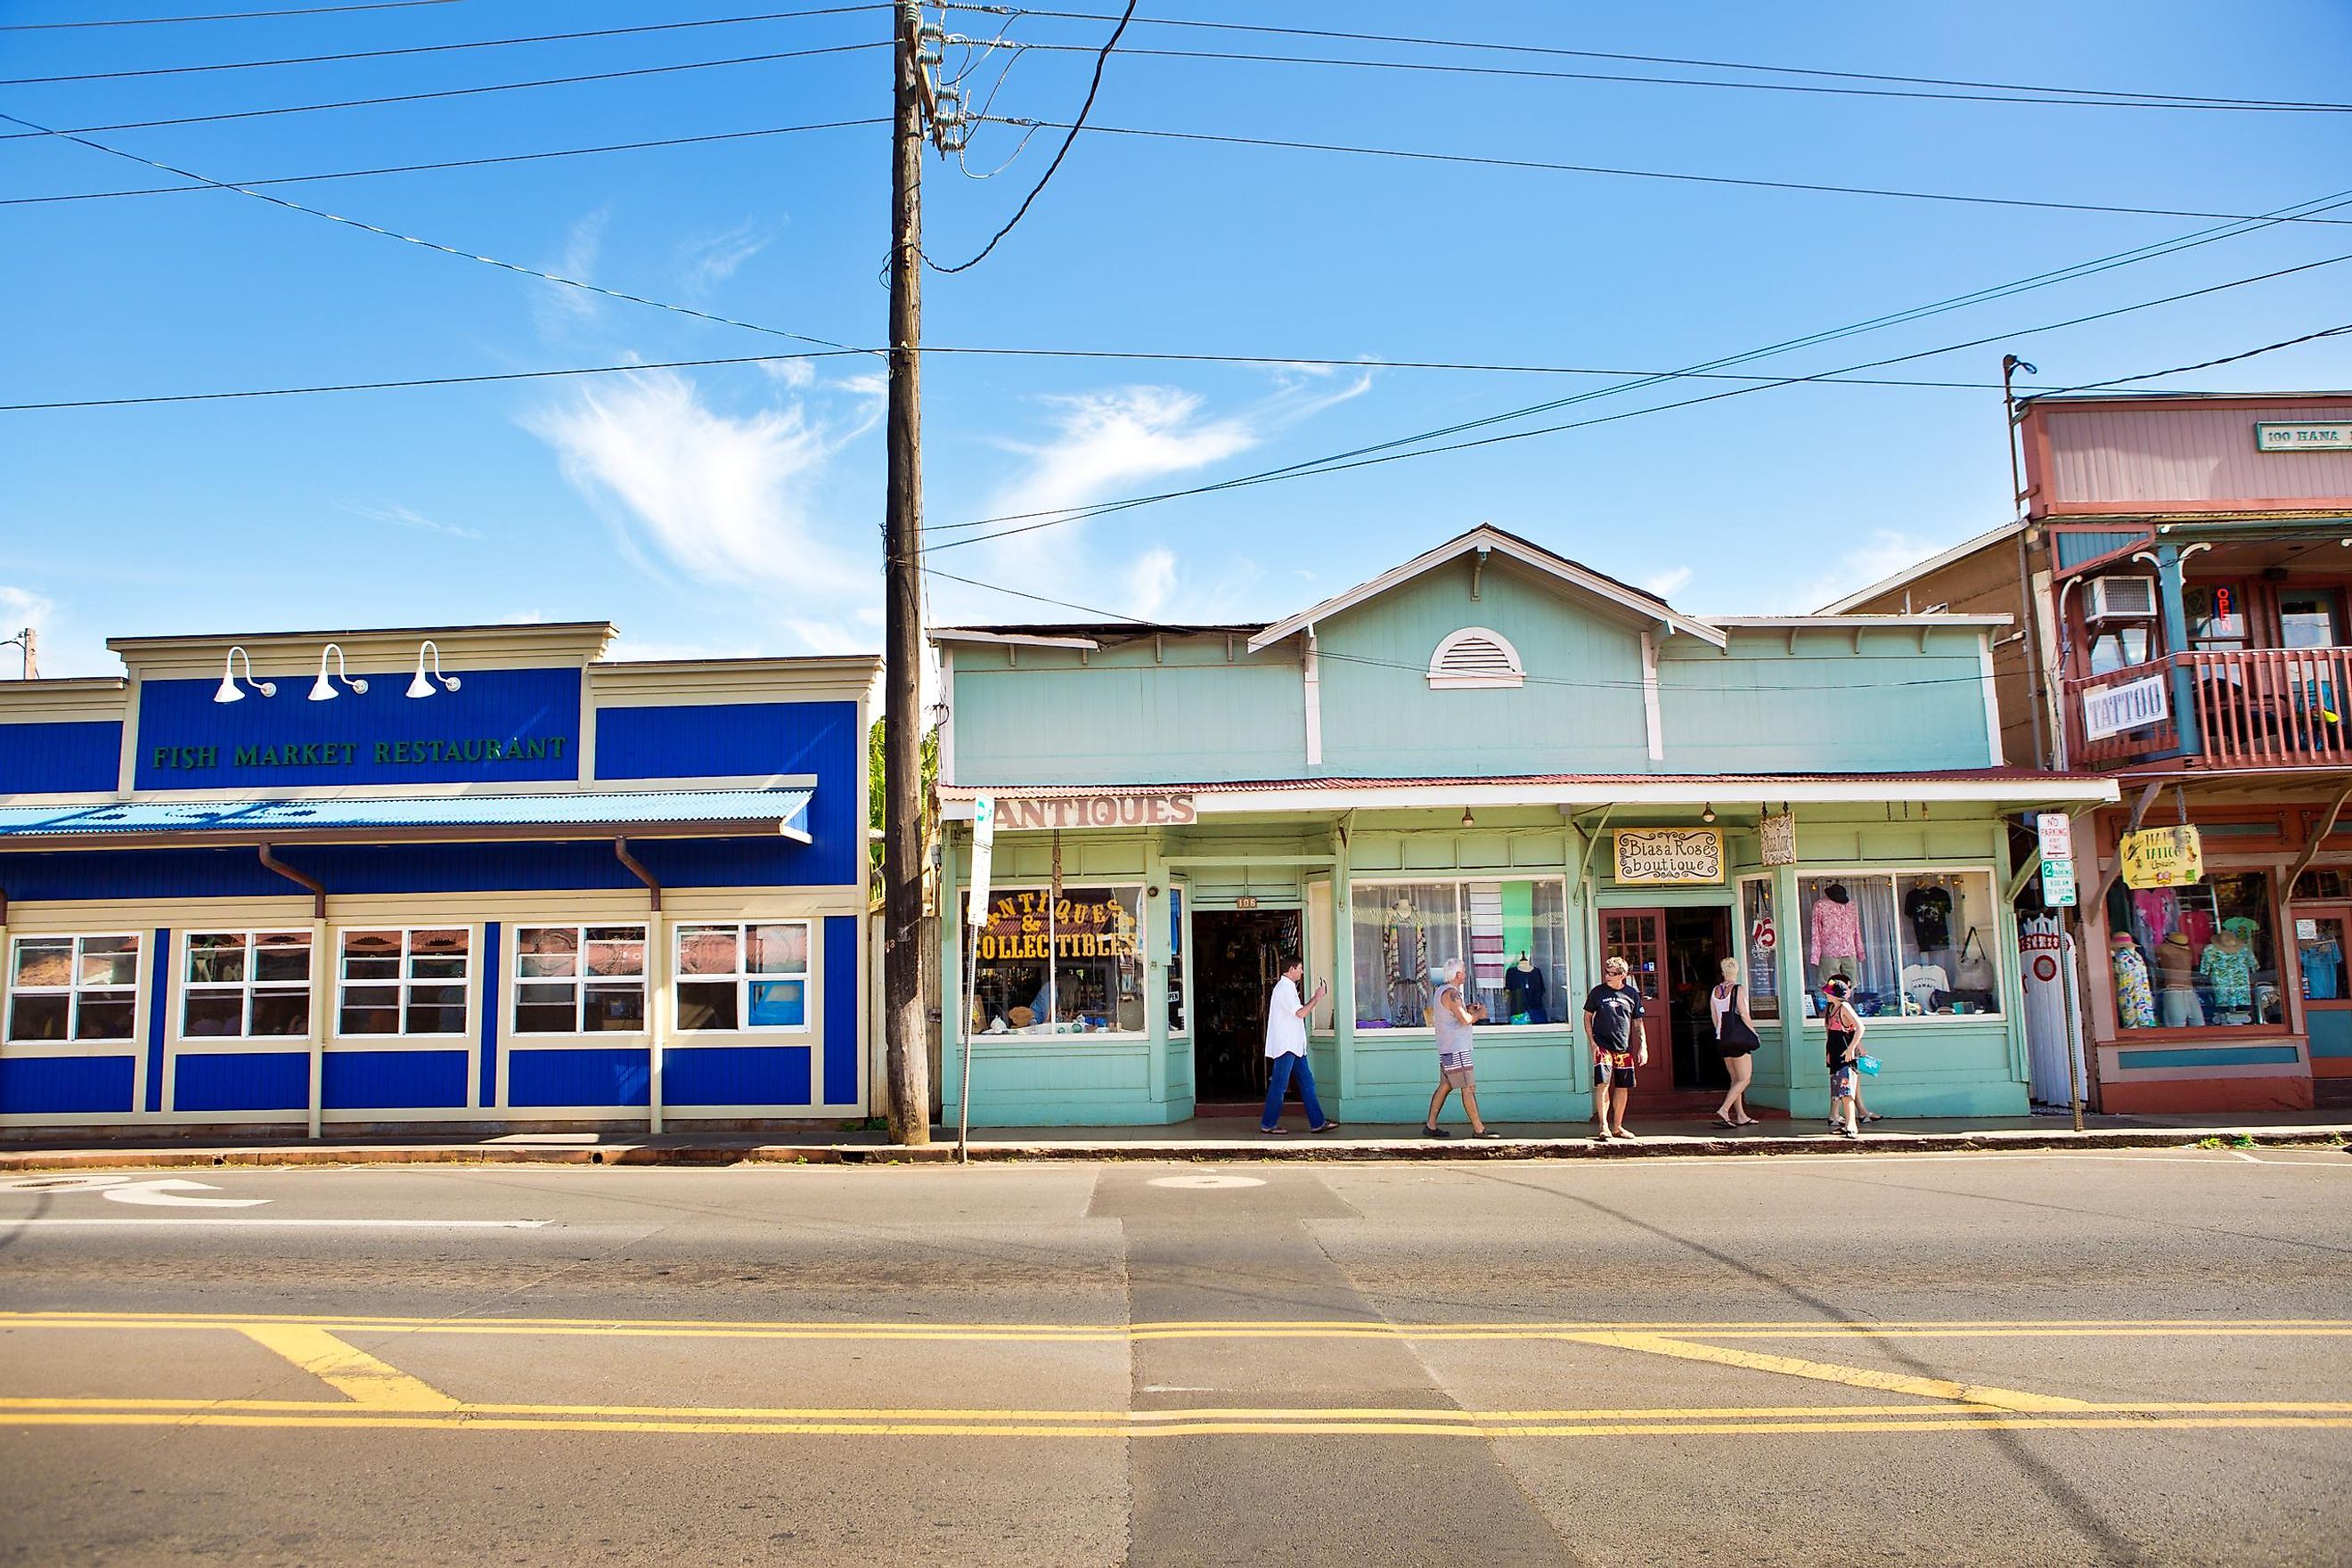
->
1601, 908, 1714, 1108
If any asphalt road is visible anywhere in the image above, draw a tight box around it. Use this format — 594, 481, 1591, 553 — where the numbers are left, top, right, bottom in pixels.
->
2, 1146, 2348, 1567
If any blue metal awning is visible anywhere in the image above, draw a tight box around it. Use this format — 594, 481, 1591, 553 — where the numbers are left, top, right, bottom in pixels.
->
0, 788, 813, 850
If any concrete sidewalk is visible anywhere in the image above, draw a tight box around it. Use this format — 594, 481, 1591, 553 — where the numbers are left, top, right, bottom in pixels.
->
0, 1110, 2346, 1171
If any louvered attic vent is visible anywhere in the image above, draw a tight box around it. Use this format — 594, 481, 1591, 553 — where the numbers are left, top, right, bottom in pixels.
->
1427, 626, 1525, 690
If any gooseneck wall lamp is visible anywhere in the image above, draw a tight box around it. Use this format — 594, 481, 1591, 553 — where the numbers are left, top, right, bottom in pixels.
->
405, 640, 461, 699
306, 643, 368, 702
212, 646, 275, 704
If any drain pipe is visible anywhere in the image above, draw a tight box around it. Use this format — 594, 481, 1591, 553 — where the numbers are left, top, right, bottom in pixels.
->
257, 845, 329, 1138
615, 837, 666, 1135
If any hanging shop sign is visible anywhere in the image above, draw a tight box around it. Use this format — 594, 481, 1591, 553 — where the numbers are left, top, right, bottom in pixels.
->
966, 796, 996, 925
2079, 673, 2169, 742
993, 793, 1197, 830
2254, 421, 2351, 453
1760, 811, 1797, 868
2119, 825, 2203, 890
973, 890, 1140, 960
1613, 827, 1725, 886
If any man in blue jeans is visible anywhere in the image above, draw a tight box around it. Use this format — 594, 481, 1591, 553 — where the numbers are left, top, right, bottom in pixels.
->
1261, 955, 1338, 1134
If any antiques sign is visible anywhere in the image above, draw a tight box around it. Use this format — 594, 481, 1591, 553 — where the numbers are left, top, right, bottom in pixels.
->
973, 891, 1140, 960
1760, 812, 1797, 868
2120, 825, 2203, 890
1613, 827, 1726, 886
994, 793, 1197, 829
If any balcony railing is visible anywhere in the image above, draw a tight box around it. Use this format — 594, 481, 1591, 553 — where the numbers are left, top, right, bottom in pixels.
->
2066, 647, 2352, 770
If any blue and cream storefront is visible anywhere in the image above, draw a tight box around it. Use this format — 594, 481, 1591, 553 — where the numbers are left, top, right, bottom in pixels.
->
0, 624, 877, 1134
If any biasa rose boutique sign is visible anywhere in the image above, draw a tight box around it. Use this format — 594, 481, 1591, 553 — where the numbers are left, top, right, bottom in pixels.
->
1613, 828, 1726, 886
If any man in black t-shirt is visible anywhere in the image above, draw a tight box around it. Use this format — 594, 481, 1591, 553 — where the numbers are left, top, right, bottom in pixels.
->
1584, 956, 1648, 1141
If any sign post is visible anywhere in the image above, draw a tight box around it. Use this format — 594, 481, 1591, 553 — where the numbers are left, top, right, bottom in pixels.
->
958, 796, 994, 1164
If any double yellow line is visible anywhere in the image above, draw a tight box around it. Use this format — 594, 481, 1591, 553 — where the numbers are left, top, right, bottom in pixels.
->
6, 1311, 2348, 1441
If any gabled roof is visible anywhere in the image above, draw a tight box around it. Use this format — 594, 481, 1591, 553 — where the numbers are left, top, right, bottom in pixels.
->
1246, 524, 1727, 652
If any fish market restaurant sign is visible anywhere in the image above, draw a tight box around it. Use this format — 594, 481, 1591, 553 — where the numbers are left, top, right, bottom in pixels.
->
133, 668, 583, 789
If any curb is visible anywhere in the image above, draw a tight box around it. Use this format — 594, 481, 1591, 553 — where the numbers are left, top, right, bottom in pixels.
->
0, 1126, 2344, 1172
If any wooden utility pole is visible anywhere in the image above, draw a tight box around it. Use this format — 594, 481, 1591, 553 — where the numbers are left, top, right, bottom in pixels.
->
881, 0, 933, 1144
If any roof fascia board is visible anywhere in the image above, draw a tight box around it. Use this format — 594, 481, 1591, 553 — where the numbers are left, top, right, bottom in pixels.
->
938, 777, 2119, 818
1248, 527, 1726, 652
1713, 614, 2013, 628
930, 630, 1102, 650
0, 818, 811, 853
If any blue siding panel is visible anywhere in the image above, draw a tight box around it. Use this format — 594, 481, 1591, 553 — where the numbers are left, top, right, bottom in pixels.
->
478, 922, 501, 1107
0, 1055, 136, 1115
596, 701, 860, 886
133, 668, 583, 790
823, 914, 858, 1104
662, 1045, 812, 1107
2309, 1011, 2352, 1059
507, 1047, 650, 1107
144, 927, 168, 1113
176, 1051, 308, 1113
2116, 1045, 2302, 1070
0, 721, 121, 795
2054, 528, 2153, 571
322, 1049, 470, 1110
0, 837, 832, 901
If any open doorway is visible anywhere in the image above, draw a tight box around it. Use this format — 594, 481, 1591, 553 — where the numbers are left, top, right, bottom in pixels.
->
1602, 903, 1734, 1100
1191, 908, 1301, 1110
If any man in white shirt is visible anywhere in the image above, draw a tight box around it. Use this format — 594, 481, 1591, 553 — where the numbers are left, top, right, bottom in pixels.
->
1261, 955, 1338, 1134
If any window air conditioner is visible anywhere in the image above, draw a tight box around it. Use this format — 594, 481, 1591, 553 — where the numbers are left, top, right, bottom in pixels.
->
2085, 575, 2159, 621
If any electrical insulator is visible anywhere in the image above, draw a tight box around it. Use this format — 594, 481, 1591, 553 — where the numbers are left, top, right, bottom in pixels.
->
933, 86, 969, 151
914, 21, 945, 68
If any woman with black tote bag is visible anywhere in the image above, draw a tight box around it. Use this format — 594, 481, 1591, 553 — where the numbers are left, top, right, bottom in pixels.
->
1709, 957, 1762, 1129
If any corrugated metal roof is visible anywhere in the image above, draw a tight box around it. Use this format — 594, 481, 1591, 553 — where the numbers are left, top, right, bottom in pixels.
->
0, 788, 813, 845
941, 769, 2098, 797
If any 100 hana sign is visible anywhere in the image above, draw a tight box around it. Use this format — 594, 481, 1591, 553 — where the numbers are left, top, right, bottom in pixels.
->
1613, 828, 1726, 886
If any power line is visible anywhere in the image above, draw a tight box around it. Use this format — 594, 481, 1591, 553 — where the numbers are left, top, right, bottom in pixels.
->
997, 40, 2352, 115
2050, 322, 2352, 394
23, 110, 2344, 233
927, 249, 2352, 553
0, 118, 886, 207
993, 118, 2352, 229
921, 566, 2012, 693
0, 38, 889, 142
925, 0, 1135, 274
925, 184, 2352, 537
981, 8, 2352, 112
0, 0, 462, 29
0, 4, 886, 87
0, 347, 2111, 415
0, 109, 870, 355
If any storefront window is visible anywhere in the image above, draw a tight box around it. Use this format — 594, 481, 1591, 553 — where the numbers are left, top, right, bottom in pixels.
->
339, 928, 469, 1037
1737, 878, 1780, 1021
1801, 871, 2002, 1020
6, 934, 140, 1042
2107, 873, 2283, 1030
184, 931, 311, 1038
1166, 887, 1186, 1036
967, 886, 1146, 1035
675, 922, 809, 1032
515, 926, 648, 1034
1350, 878, 1568, 1028
2086, 625, 2153, 677
2299, 915, 2345, 1002
2185, 583, 2248, 652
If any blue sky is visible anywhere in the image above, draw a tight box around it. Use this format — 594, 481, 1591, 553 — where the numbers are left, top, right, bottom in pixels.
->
4, 0, 2350, 677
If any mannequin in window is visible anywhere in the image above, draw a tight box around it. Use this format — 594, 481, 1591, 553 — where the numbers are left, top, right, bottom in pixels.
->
1503, 951, 1547, 1025
2200, 928, 2257, 1025
1809, 882, 1865, 967
2110, 932, 2154, 1029
2153, 931, 2203, 1027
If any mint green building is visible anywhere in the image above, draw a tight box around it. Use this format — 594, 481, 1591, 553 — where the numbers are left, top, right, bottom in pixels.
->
935, 527, 2114, 1128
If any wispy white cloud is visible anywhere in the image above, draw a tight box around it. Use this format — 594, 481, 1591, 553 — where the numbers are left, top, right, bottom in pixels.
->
342, 501, 482, 541
677, 220, 770, 297
1823, 527, 1940, 606
977, 388, 1258, 564
523, 370, 869, 607
1124, 546, 1179, 620
534, 207, 611, 337
1642, 565, 1694, 599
